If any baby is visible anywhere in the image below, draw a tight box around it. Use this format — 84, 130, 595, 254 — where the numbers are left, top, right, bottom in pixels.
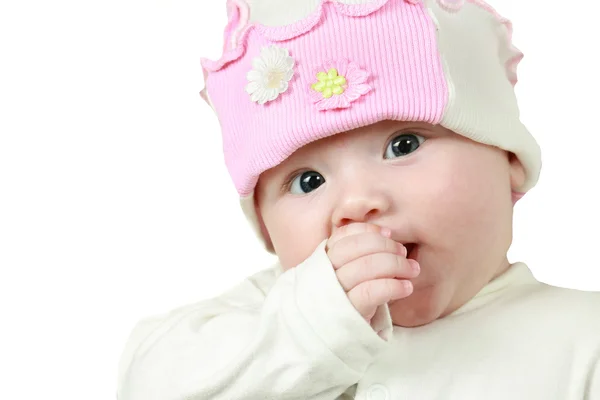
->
117, 0, 600, 399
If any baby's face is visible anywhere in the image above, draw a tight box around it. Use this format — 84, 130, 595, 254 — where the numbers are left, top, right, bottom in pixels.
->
255, 120, 525, 327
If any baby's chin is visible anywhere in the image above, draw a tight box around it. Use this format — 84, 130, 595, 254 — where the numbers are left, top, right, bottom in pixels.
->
388, 283, 450, 327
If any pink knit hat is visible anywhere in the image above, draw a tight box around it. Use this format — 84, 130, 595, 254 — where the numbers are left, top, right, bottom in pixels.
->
200, 0, 542, 253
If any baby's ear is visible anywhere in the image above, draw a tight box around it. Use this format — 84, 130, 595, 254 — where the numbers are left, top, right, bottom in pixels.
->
509, 152, 526, 191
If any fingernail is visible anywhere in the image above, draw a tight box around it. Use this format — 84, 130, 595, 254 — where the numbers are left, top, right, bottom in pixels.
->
410, 260, 420, 273
397, 243, 407, 257
381, 227, 391, 237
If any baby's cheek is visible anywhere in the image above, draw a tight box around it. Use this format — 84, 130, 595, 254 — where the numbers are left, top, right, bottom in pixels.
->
415, 169, 490, 243
274, 219, 325, 271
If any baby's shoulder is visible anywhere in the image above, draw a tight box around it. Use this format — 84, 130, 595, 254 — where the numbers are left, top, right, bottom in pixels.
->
523, 283, 600, 336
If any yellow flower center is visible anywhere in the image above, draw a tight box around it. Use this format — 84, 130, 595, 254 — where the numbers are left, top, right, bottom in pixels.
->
311, 68, 347, 98
266, 70, 285, 89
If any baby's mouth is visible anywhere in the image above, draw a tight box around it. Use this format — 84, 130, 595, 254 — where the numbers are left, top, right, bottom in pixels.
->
404, 243, 419, 260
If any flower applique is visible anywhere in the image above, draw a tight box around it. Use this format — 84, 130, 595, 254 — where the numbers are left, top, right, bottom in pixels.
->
308, 58, 372, 111
245, 45, 295, 105
437, 0, 465, 12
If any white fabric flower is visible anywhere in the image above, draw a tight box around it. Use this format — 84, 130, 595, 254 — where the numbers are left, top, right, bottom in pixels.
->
245, 45, 295, 105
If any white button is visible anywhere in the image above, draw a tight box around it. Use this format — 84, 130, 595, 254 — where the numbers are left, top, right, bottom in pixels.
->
366, 384, 390, 400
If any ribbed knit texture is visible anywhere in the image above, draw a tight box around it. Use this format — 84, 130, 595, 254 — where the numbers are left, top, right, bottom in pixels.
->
201, 0, 541, 197
203, 0, 447, 197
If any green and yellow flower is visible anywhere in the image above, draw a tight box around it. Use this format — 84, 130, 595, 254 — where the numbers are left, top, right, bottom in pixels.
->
311, 68, 347, 98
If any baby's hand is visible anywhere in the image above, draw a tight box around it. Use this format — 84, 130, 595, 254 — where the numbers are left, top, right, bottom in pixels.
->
326, 222, 420, 324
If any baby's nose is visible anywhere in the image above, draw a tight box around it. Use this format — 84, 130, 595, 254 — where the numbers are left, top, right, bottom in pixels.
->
332, 189, 391, 228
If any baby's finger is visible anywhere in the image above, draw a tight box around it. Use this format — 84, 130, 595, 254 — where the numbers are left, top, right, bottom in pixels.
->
347, 279, 413, 320
336, 252, 419, 292
326, 222, 389, 252
328, 231, 406, 270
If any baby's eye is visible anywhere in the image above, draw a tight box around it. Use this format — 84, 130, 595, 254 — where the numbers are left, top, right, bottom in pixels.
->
384, 132, 426, 159
288, 171, 325, 194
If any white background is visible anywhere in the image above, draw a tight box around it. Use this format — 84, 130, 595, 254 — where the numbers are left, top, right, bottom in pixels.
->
1, 0, 599, 398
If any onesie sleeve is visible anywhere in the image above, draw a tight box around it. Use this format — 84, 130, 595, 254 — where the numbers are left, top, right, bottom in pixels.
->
116, 239, 393, 400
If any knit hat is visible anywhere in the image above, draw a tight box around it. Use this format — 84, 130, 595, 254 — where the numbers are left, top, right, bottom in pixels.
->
199, 0, 542, 254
